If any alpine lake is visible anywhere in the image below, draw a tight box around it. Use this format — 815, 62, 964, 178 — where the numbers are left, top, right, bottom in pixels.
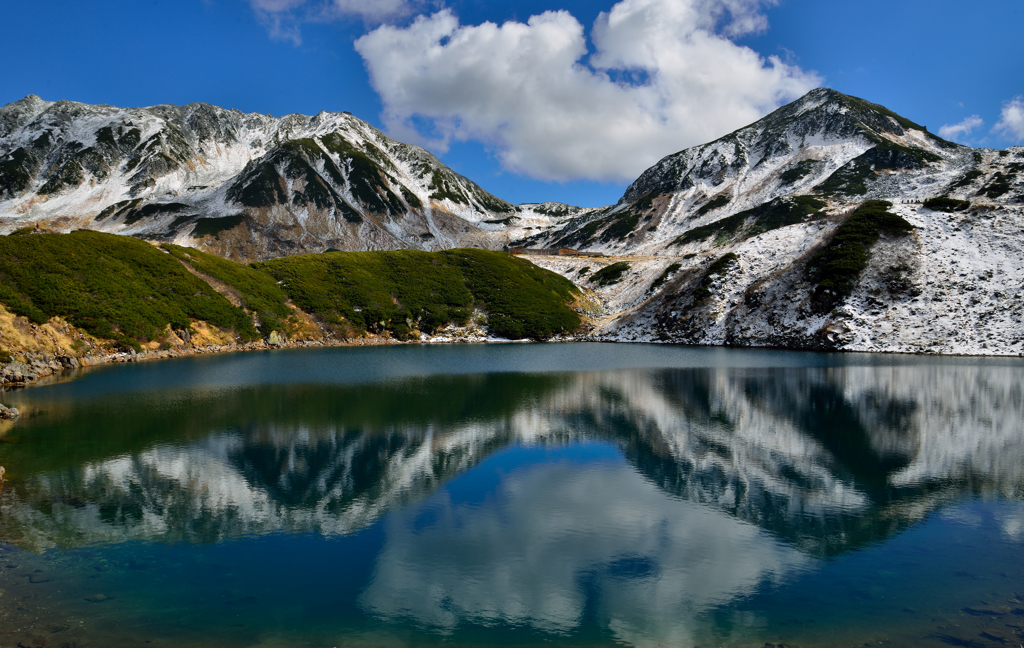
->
0, 343, 1023, 648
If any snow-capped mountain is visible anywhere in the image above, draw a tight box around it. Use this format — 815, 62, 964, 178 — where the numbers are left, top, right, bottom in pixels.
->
3, 89, 1023, 356
517, 89, 1024, 355
522, 88, 976, 253
0, 95, 575, 260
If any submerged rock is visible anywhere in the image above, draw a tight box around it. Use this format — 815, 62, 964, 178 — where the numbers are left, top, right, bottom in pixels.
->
963, 606, 1008, 616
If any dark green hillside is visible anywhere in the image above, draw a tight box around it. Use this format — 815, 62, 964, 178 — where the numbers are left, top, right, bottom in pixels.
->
255, 249, 581, 340
162, 244, 293, 333
674, 196, 825, 246
590, 262, 631, 287
0, 232, 581, 348
806, 200, 914, 312
441, 249, 581, 340
0, 230, 255, 349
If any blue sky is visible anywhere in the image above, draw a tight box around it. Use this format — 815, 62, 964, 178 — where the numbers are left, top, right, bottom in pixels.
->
3, 0, 1022, 207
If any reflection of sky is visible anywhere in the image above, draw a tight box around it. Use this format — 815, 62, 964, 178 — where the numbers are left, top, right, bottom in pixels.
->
360, 450, 809, 648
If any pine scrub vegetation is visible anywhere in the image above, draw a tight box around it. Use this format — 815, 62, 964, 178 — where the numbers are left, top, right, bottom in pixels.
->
0, 232, 583, 353
806, 200, 914, 313
254, 249, 581, 341
0, 230, 255, 351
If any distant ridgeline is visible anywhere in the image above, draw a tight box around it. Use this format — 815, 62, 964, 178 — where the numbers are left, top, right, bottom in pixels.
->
0, 229, 582, 353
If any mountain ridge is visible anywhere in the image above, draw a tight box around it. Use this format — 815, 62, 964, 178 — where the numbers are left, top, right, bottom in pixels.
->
505, 90, 1023, 356
0, 95, 573, 260
3, 89, 1023, 357
522, 88, 981, 255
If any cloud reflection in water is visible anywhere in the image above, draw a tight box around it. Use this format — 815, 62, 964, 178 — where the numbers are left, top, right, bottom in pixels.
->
362, 457, 808, 647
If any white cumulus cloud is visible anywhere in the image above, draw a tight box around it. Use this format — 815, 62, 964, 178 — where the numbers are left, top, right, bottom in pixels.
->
994, 96, 1024, 142
354, 0, 820, 182
249, 0, 418, 44
937, 115, 983, 143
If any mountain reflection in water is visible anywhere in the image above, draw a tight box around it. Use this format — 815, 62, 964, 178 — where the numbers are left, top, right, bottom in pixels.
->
1, 355, 1023, 647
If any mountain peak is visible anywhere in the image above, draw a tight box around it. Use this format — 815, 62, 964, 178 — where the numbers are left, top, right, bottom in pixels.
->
2, 94, 50, 111
0, 95, 529, 260
615, 88, 959, 208
0, 95, 55, 139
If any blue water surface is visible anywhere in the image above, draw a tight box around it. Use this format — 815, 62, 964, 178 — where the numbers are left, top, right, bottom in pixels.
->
0, 343, 1022, 648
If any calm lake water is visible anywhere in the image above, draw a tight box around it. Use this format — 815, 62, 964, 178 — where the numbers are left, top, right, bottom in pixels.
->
1, 343, 1023, 648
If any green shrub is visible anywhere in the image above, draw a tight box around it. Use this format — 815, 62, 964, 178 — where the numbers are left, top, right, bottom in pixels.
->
0, 349, 12, 364
590, 262, 631, 287
600, 212, 640, 242
674, 196, 824, 246
923, 197, 970, 212
554, 217, 605, 248
675, 213, 746, 245
696, 195, 730, 216
95, 198, 143, 222
163, 244, 292, 333
817, 142, 938, 196
427, 171, 469, 205
978, 172, 1012, 199
0, 231, 255, 349
191, 215, 245, 239
806, 201, 914, 313
650, 262, 681, 292
693, 253, 738, 301
634, 192, 659, 212
781, 160, 817, 184
255, 249, 580, 341
951, 168, 984, 189
441, 250, 580, 340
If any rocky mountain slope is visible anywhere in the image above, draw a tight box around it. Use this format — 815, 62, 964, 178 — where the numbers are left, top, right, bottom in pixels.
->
519, 89, 1024, 356
0, 96, 581, 260
3, 89, 1023, 357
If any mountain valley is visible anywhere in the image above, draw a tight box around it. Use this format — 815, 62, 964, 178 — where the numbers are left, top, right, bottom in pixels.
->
2, 89, 1023, 358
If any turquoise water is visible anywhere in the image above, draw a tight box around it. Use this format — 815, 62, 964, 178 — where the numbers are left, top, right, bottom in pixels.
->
0, 343, 1023, 647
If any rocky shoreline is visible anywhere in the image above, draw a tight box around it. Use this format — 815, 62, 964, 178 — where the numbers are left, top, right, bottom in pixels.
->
0, 317, 592, 401
0, 338, 388, 395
